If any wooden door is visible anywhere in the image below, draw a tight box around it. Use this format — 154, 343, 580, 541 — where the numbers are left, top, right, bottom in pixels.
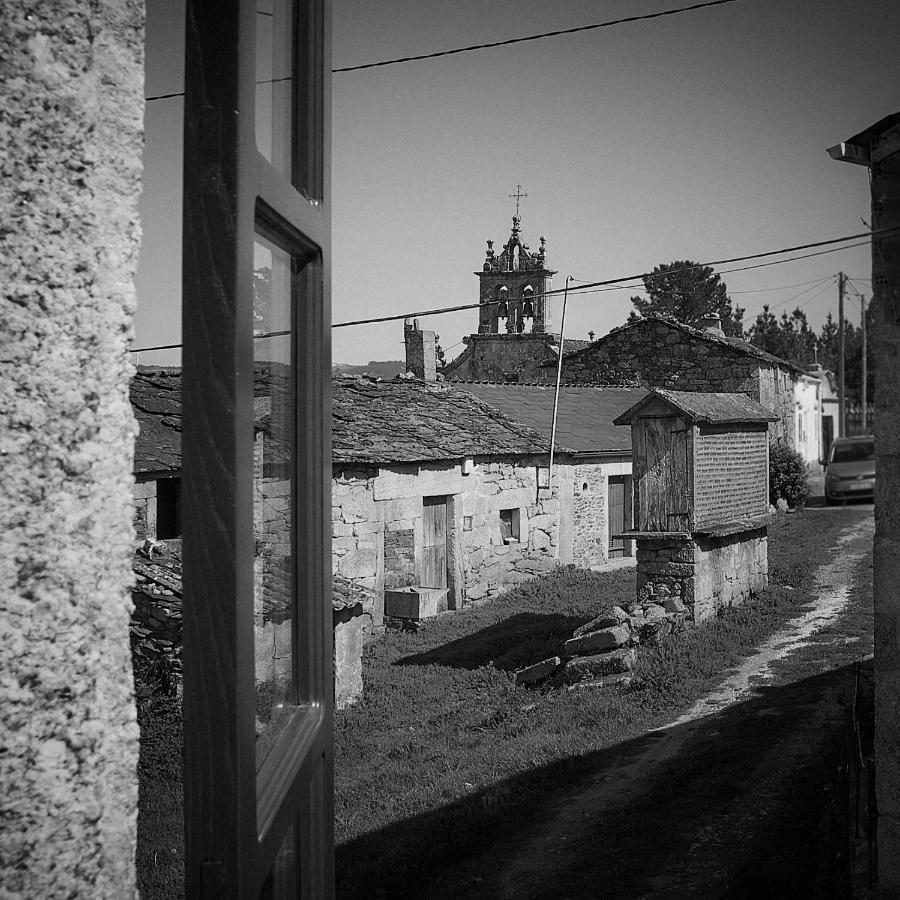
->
608, 477, 626, 557
636, 417, 690, 532
421, 497, 448, 588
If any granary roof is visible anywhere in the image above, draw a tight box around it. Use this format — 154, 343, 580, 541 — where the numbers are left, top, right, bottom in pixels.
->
613, 389, 779, 426
332, 375, 557, 464
131, 368, 182, 473
455, 382, 643, 453
558, 314, 806, 375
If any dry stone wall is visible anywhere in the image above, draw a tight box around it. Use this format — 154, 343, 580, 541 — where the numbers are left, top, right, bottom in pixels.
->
0, 3, 144, 896
560, 321, 796, 446
636, 527, 768, 622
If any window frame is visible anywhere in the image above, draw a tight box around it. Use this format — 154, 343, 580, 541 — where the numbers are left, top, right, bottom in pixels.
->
181, 0, 333, 896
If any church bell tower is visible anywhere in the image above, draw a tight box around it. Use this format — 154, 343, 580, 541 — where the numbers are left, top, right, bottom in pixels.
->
476, 188, 556, 335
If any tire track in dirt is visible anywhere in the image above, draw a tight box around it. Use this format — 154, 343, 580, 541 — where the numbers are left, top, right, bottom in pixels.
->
496, 516, 874, 899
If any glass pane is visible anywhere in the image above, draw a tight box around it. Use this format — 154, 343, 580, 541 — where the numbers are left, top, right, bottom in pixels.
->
258, 821, 299, 899
256, 0, 294, 179
253, 233, 296, 768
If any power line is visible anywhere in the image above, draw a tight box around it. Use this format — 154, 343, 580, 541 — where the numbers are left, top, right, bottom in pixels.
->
144, 0, 747, 97
332, 0, 741, 72
129, 227, 897, 352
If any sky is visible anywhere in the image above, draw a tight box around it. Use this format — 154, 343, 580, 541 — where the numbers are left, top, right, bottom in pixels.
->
135, 0, 899, 368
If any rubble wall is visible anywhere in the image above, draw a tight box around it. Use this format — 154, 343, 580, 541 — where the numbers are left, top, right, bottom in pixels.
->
0, 2, 143, 896
636, 528, 768, 622
332, 457, 561, 617
559, 319, 796, 446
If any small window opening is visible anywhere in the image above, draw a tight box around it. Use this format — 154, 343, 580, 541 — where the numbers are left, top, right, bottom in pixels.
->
156, 477, 181, 539
499, 508, 520, 543
582, 482, 589, 492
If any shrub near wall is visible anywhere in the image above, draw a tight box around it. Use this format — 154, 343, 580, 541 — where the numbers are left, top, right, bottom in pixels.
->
769, 442, 809, 508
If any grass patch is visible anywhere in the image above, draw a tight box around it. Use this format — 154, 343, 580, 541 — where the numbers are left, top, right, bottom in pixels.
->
334, 508, 870, 897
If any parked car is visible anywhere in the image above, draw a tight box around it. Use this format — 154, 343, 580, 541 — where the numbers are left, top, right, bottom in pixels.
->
824, 435, 875, 505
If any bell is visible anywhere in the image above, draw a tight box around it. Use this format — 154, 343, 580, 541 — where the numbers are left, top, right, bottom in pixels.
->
497, 300, 509, 318
522, 299, 535, 318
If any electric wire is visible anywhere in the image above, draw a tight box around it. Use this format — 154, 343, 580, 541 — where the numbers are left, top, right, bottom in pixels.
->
144, 0, 744, 99
129, 227, 897, 353
332, 0, 741, 72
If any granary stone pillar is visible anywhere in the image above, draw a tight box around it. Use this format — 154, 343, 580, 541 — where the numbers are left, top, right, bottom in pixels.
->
0, 3, 143, 896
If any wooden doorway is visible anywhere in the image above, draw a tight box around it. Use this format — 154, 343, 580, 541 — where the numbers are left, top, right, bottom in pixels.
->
608, 476, 629, 558
636, 416, 690, 531
422, 496, 449, 589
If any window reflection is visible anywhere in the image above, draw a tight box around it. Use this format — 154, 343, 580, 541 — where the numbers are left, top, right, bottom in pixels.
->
256, 0, 294, 178
253, 233, 296, 768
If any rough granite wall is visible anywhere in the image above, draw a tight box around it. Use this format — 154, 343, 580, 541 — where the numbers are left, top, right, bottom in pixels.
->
0, 3, 143, 896
559, 320, 796, 446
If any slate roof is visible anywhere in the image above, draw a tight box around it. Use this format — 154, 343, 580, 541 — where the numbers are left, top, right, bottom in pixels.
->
332, 375, 558, 464
132, 369, 563, 471
455, 382, 642, 453
131, 368, 182, 473
613, 389, 779, 426
558, 314, 806, 375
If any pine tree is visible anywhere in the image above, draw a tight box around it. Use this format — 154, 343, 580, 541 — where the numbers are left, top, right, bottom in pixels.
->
628, 261, 744, 336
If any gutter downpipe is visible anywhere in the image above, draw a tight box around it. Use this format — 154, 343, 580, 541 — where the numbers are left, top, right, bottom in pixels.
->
548, 275, 572, 490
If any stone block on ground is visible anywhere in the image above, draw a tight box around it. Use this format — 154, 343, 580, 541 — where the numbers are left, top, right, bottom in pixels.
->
573, 609, 626, 638
642, 603, 666, 620
566, 672, 633, 691
565, 648, 635, 682
636, 618, 672, 646
664, 596, 686, 614
515, 656, 562, 686
565, 623, 631, 655
384, 587, 448, 620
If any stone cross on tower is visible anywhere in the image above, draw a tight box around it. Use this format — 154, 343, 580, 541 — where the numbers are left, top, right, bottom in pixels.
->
509, 184, 527, 217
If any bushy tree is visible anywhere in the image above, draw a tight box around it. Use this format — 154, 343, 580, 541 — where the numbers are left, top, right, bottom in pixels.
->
769, 442, 809, 508
748, 306, 817, 367
628, 261, 744, 336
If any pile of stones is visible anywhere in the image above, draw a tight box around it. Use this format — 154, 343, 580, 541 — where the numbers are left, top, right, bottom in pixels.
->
514, 595, 687, 690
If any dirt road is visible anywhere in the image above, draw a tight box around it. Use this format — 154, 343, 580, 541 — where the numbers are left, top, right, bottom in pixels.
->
436, 513, 874, 899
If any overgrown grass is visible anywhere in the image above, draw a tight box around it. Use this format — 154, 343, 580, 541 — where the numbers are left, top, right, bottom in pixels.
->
334, 508, 869, 897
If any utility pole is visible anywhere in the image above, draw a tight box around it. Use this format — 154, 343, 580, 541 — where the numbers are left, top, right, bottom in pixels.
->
838, 271, 845, 437
861, 293, 868, 432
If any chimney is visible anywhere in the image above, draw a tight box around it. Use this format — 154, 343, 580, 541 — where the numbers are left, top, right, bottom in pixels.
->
698, 313, 723, 334
404, 318, 437, 381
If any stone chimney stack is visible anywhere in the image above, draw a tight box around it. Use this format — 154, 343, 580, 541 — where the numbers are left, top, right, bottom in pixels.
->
404, 318, 437, 381
698, 313, 723, 334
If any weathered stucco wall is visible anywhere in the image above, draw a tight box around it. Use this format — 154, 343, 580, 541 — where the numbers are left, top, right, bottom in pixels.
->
869, 120, 900, 891
0, 3, 143, 896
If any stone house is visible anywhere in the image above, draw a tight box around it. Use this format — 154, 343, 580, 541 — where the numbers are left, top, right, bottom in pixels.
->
331, 374, 568, 626
131, 367, 182, 539
456, 381, 644, 565
547, 313, 806, 448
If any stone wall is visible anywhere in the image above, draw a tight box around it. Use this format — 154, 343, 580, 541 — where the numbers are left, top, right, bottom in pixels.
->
442, 333, 560, 383
0, 3, 144, 896
133, 478, 157, 539
558, 320, 796, 447
635, 527, 768, 623
693, 427, 768, 529
572, 463, 608, 567
332, 456, 562, 621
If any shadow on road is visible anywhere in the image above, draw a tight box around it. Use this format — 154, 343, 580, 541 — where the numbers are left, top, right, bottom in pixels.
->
337, 665, 863, 899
